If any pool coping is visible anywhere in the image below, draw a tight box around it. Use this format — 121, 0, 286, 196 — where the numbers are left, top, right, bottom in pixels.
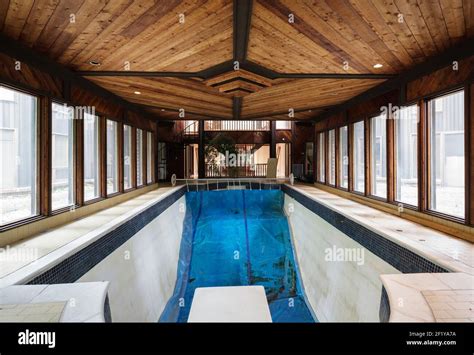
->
282, 184, 473, 275
0, 186, 186, 287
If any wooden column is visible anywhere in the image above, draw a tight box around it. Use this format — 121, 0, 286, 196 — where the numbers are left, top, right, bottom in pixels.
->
324, 130, 329, 185
270, 121, 276, 158
312, 124, 317, 182
467, 84, 473, 225
131, 127, 137, 188
387, 111, 395, 202
364, 117, 371, 196
335, 127, 340, 187
99, 116, 107, 198
142, 129, 147, 186
418, 99, 427, 212
117, 122, 124, 192
39, 96, 51, 216
154, 122, 159, 183
348, 123, 354, 191
198, 120, 205, 178
74, 111, 84, 206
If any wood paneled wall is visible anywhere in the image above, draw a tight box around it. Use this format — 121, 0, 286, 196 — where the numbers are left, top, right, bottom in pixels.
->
313, 57, 474, 230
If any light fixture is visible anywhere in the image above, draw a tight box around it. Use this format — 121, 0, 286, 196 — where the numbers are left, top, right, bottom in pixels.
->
134, 91, 141, 95
161, 109, 165, 111
89, 60, 101, 66
373, 63, 383, 69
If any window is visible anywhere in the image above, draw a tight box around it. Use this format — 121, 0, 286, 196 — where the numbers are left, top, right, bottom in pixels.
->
84, 113, 99, 201
136, 129, 143, 186
352, 121, 365, 193
395, 105, 418, 206
204, 120, 270, 131
0, 86, 38, 225
317, 132, 325, 182
146, 131, 153, 184
305, 142, 313, 176
328, 129, 336, 185
51, 102, 74, 210
428, 90, 465, 218
370, 113, 387, 198
275, 121, 291, 130
339, 126, 348, 188
106, 120, 118, 194
123, 125, 132, 189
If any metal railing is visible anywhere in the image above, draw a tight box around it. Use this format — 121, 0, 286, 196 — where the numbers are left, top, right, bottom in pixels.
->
171, 174, 294, 191
205, 163, 267, 178
204, 120, 270, 131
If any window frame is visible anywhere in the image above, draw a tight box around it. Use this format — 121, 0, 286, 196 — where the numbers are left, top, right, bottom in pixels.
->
83, 112, 101, 203
338, 125, 349, 190
105, 119, 119, 196
369, 112, 388, 201
50, 100, 76, 212
393, 102, 420, 209
425, 87, 466, 222
351, 120, 365, 196
0, 84, 41, 227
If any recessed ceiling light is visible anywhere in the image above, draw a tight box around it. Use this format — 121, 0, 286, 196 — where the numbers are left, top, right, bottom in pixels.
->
373, 63, 383, 69
89, 60, 101, 66
134, 91, 141, 95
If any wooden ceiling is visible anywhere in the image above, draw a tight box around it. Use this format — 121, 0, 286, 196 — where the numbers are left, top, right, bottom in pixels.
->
0, 0, 473, 121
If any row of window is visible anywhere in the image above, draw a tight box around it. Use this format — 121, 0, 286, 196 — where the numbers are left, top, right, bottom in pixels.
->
316, 89, 466, 220
0, 85, 154, 227
184, 120, 292, 134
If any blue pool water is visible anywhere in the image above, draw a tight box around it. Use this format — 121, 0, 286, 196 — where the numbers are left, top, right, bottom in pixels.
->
160, 189, 315, 323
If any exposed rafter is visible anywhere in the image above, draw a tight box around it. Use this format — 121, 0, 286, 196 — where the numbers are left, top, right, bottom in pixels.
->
233, 0, 253, 63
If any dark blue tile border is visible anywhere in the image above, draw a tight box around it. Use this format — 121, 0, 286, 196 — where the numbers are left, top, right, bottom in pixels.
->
282, 185, 449, 274
26, 187, 186, 285
379, 286, 390, 323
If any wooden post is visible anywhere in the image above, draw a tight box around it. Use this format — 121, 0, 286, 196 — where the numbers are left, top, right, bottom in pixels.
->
39, 96, 51, 216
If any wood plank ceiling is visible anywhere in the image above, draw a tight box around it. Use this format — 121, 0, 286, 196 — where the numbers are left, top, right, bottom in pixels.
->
0, 0, 473, 121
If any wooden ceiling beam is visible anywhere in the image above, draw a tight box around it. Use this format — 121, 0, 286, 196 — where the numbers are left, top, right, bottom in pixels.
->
233, 0, 253, 63
76, 66, 394, 80
233, 96, 242, 119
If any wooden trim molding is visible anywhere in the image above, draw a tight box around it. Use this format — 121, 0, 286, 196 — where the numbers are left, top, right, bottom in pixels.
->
39, 96, 51, 216
131, 127, 137, 188
99, 116, 107, 198
118, 121, 124, 193
75, 112, 84, 206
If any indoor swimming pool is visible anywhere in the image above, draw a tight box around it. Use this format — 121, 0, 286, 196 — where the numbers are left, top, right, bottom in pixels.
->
160, 189, 315, 322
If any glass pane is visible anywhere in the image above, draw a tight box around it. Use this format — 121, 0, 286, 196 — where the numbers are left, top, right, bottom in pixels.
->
339, 126, 348, 188
328, 129, 336, 185
147, 131, 152, 184
318, 132, 325, 182
429, 90, 464, 218
275, 121, 291, 130
305, 142, 313, 176
371, 113, 387, 198
51, 102, 74, 210
0, 86, 38, 225
106, 120, 118, 194
395, 105, 418, 206
84, 113, 99, 201
124, 125, 132, 189
352, 121, 365, 193
136, 129, 143, 186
